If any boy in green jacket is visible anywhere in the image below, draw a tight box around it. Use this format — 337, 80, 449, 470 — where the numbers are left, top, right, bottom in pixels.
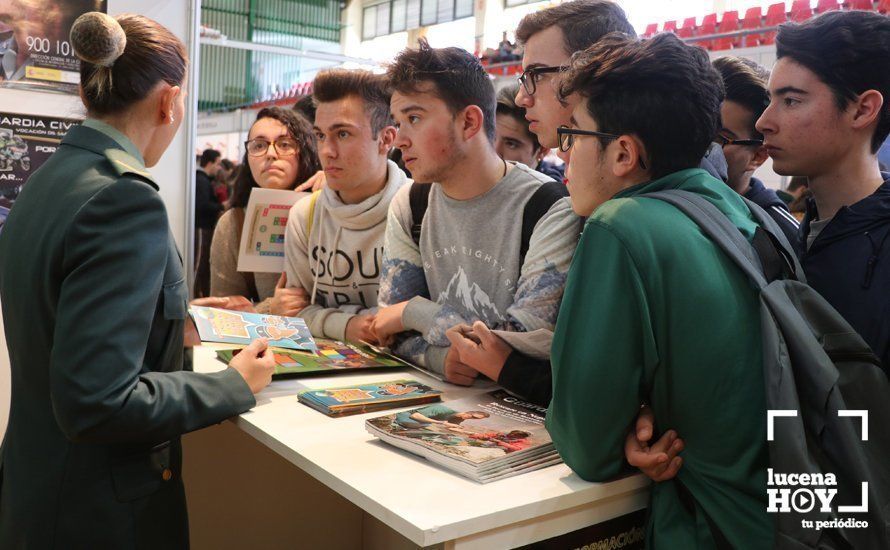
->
548, 33, 773, 548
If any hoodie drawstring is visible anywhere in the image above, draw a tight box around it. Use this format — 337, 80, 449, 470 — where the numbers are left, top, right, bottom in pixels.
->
330, 225, 344, 292
310, 202, 324, 306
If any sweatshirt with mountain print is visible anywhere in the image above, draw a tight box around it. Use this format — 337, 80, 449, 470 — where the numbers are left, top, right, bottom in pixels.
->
377, 162, 581, 384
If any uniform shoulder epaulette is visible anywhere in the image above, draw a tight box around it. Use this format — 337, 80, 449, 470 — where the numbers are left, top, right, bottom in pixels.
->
104, 148, 157, 189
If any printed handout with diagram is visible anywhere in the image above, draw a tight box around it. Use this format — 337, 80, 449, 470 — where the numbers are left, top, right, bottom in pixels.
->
237, 187, 307, 273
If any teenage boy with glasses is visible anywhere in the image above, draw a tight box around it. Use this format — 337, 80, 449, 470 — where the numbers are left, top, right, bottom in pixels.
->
513, 0, 635, 150
547, 32, 773, 548
713, 56, 800, 250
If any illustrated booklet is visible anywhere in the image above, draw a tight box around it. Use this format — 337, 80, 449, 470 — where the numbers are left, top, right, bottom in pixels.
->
189, 306, 316, 352
366, 390, 561, 483
299, 379, 443, 417
216, 337, 408, 378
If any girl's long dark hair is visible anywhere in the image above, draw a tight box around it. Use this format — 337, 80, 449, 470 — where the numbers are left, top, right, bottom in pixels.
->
229, 107, 321, 209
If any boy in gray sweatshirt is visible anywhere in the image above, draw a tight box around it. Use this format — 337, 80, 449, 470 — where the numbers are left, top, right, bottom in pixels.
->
372, 42, 581, 392
284, 69, 408, 343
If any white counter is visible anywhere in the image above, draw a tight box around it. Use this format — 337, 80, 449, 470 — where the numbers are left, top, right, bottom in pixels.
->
192, 346, 650, 549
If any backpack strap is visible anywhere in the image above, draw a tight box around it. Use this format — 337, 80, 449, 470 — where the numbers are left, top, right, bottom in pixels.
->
643, 190, 769, 289
305, 189, 321, 240
519, 180, 570, 265
409, 182, 433, 246
231, 207, 260, 303
739, 196, 806, 283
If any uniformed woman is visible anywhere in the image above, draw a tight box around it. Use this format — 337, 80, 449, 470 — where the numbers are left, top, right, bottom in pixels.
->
0, 12, 275, 548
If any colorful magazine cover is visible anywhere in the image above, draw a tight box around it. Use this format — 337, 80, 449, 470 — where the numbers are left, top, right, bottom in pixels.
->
366, 390, 561, 482
189, 306, 316, 352
299, 379, 442, 417
216, 337, 406, 377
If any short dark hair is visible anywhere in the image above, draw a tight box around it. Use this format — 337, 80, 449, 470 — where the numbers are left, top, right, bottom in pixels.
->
200, 149, 221, 167
220, 158, 235, 171
561, 33, 724, 180
713, 56, 770, 138
313, 69, 393, 137
230, 107, 321, 209
387, 39, 496, 143
71, 13, 187, 117
496, 83, 540, 150
776, 10, 890, 153
292, 95, 316, 124
515, 0, 635, 55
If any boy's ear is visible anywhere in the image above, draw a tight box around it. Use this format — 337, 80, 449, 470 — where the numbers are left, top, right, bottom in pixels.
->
851, 89, 884, 132
378, 126, 397, 154
611, 135, 647, 178
460, 105, 486, 141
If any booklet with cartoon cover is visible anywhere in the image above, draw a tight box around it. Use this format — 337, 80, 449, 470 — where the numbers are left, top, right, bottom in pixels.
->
189, 306, 316, 352
298, 379, 443, 417
215, 337, 408, 377
365, 389, 561, 483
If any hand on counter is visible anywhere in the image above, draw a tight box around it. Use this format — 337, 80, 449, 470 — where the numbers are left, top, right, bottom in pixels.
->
442, 346, 479, 386
346, 314, 378, 345
445, 322, 511, 382
370, 301, 407, 346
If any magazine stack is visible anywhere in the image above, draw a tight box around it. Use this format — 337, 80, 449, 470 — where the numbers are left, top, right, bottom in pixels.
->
366, 390, 561, 483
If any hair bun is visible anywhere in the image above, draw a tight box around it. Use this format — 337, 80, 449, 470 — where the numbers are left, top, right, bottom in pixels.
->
70, 12, 126, 67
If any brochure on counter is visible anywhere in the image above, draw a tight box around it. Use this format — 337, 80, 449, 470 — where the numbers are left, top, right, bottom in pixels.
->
299, 379, 442, 417
215, 337, 408, 378
366, 390, 561, 483
189, 306, 316, 352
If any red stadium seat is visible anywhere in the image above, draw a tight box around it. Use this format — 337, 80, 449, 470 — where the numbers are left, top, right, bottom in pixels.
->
791, 0, 814, 21
663, 20, 678, 33
714, 10, 740, 51
879, 0, 890, 12
763, 2, 788, 44
698, 13, 718, 49
643, 23, 658, 37
677, 17, 697, 39
845, 0, 873, 9
817, 0, 841, 12
741, 6, 764, 47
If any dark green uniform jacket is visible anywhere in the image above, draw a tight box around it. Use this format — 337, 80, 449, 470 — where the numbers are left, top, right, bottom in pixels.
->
548, 169, 774, 549
0, 121, 255, 549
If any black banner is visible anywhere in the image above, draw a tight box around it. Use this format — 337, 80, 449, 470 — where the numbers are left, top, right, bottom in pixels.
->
0, 112, 80, 229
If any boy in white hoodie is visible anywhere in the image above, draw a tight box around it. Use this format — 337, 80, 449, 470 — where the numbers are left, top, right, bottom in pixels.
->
284, 69, 409, 343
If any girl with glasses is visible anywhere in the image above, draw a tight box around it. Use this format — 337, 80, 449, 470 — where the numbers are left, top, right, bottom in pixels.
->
210, 107, 321, 314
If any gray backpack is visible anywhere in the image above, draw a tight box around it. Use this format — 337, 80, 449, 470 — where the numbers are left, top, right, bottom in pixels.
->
646, 190, 890, 550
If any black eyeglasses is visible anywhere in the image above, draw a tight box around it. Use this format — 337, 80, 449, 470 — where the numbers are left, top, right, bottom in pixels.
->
244, 137, 299, 157
715, 134, 763, 147
557, 126, 649, 170
517, 66, 561, 96
557, 126, 621, 152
